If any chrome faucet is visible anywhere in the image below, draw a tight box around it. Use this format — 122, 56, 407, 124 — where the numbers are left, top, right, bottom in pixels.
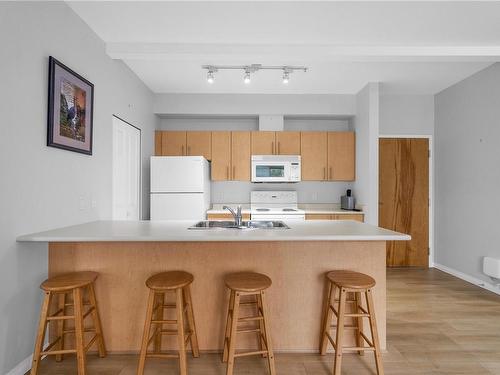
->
223, 205, 243, 227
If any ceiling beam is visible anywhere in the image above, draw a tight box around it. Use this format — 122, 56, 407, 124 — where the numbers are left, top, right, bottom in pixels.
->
106, 43, 500, 62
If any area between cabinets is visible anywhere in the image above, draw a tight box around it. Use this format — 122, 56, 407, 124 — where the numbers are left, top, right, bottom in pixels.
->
155, 130, 355, 182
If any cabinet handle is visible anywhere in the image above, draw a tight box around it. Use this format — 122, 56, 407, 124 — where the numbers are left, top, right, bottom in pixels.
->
278, 142, 281, 154
187, 146, 191, 155
323, 167, 326, 180
181, 145, 185, 155
226, 166, 229, 179
233, 166, 236, 180
271, 141, 275, 154
329, 167, 332, 180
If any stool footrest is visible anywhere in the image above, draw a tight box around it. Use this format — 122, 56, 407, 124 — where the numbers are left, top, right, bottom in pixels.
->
237, 315, 264, 322
151, 319, 177, 324
237, 327, 261, 334
41, 349, 77, 356
234, 350, 268, 358
84, 334, 99, 352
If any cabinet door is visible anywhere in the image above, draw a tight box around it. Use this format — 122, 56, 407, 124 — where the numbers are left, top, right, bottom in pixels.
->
276, 132, 301, 155
300, 132, 328, 181
211, 132, 231, 181
327, 132, 355, 181
251, 131, 275, 155
187, 131, 212, 160
333, 214, 364, 222
161, 131, 186, 156
305, 214, 333, 220
231, 131, 251, 181
154, 131, 163, 156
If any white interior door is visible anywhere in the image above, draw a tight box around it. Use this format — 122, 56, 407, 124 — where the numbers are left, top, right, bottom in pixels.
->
112, 116, 141, 220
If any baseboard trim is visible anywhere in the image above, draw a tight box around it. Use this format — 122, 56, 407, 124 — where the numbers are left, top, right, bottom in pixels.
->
433, 263, 500, 296
5, 354, 32, 375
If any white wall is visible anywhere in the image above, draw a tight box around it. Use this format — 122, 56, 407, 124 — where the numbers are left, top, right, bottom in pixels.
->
352, 83, 380, 225
154, 93, 356, 116
0, 3, 156, 373
380, 95, 434, 136
434, 63, 500, 286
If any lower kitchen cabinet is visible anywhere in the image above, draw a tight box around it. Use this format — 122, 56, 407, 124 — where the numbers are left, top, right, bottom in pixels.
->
305, 213, 364, 222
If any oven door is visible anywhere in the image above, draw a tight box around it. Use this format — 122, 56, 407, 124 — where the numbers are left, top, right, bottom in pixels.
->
251, 162, 290, 182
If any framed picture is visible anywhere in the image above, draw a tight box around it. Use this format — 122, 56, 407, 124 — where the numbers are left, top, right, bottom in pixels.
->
47, 56, 94, 155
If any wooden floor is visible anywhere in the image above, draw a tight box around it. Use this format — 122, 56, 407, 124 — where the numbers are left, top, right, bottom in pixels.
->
30, 268, 500, 375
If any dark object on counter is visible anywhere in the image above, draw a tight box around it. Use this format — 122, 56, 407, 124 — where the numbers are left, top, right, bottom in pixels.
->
341, 189, 356, 210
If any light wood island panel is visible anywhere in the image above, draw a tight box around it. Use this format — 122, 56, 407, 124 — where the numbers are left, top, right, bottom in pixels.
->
48, 241, 386, 353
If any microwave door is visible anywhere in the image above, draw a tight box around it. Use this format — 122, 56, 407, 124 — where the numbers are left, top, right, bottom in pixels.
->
254, 164, 286, 182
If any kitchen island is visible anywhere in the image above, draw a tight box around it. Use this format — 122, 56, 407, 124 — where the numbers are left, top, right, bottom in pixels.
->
18, 220, 409, 353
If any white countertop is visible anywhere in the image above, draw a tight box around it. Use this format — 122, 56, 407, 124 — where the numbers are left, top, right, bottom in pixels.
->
207, 203, 364, 215
17, 220, 409, 243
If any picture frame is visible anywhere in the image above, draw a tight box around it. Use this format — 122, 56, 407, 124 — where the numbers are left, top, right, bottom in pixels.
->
47, 56, 94, 155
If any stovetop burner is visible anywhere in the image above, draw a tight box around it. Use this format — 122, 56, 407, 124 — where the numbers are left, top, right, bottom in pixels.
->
256, 208, 270, 212
282, 208, 297, 212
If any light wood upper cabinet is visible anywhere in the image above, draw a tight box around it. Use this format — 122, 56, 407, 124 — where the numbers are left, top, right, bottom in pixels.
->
301, 132, 328, 181
155, 131, 162, 156
231, 131, 251, 181
276, 132, 300, 155
251, 131, 275, 155
327, 132, 355, 181
161, 131, 186, 156
211, 132, 231, 181
187, 131, 212, 160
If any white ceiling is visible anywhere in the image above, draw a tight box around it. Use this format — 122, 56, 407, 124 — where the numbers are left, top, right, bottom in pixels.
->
67, 1, 500, 95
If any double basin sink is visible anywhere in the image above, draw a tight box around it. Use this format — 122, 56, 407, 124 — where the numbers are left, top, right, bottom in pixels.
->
188, 220, 290, 230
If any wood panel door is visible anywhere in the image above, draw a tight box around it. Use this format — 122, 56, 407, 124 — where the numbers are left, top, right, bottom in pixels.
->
211, 132, 231, 181
251, 131, 275, 155
276, 132, 301, 155
300, 132, 327, 181
161, 131, 186, 156
187, 131, 212, 160
379, 138, 429, 267
231, 131, 251, 181
327, 132, 355, 181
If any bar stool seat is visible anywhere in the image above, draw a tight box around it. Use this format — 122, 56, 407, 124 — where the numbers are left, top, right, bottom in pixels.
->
137, 271, 199, 375
223, 271, 276, 375
326, 270, 376, 290
41, 271, 98, 291
146, 270, 194, 290
224, 271, 272, 292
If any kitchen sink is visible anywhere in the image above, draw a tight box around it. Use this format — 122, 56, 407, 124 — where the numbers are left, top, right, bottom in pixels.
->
188, 220, 290, 230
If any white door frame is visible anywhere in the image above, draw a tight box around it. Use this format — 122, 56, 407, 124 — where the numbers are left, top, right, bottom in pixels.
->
112, 115, 142, 220
378, 134, 434, 267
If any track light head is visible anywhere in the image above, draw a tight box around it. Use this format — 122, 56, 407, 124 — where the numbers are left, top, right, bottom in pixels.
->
282, 70, 290, 84
207, 71, 215, 84
243, 70, 251, 84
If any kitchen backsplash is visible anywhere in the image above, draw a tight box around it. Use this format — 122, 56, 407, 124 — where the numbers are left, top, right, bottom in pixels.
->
211, 181, 353, 204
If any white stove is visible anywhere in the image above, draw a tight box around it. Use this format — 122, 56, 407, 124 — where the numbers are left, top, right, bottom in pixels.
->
250, 191, 305, 221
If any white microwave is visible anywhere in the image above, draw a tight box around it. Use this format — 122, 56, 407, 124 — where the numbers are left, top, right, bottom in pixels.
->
251, 155, 301, 183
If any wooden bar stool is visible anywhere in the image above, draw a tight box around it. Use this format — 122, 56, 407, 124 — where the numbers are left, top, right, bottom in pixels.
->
320, 270, 384, 375
137, 271, 199, 375
30, 271, 107, 375
222, 272, 276, 375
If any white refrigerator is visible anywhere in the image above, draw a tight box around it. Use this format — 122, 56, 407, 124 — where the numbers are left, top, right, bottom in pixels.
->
150, 156, 210, 220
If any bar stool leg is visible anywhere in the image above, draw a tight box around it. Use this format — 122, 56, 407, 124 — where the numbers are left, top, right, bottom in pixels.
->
73, 287, 87, 375
137, 290, 155, 375
55, 292, 66, 362
256, 293, 267, 358
366, 289, 384, 375
88, 283, 107, 357
355, 291, 364, 356
153, 292, 164, 353
226, 291, 240, 375
259, 290, 276, 375
30, 291, 52, 375
176, 288, 188, 375
183, 285, 200, 358
333, 288, 347, 375
222, 290, 235, 363
320, 282, 335, 355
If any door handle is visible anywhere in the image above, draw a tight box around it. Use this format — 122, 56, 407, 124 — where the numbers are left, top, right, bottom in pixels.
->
278, 142, 281, 154
233, 166, 236, 180
323, 167, 326, 180
329, 167, 332, 180
181, 145, 185, 155
226, 166, 229, 180
271, 141, 275, 154
187, 146, 191, 155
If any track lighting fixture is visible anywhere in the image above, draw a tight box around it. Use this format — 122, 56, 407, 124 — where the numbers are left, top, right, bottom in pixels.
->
202, 64, 307, 85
